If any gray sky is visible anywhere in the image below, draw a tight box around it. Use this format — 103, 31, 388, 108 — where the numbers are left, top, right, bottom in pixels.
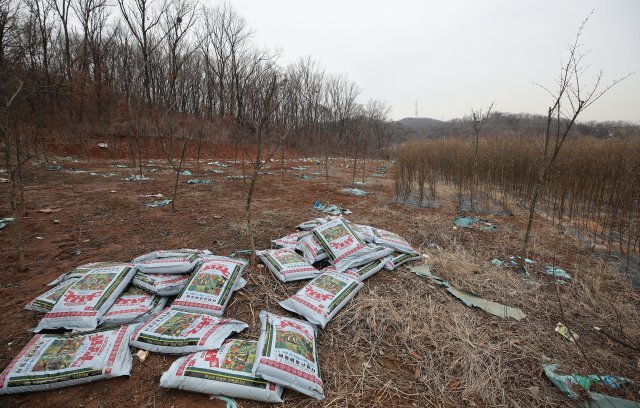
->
229, 0, 640, 123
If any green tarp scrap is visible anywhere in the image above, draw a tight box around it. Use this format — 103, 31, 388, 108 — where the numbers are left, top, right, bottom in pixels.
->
586, 393, 640, 408
545, 265, 572, 281
124, 175, 150, 181
342, 188, 368, 196
409, 265, 526, 321
47, 165, 63, 171
0, 217, 14, 229
145, 199, 172, 208
544, 363, 637, 407
491, 256, 537, 284
453, 216, 497, 230
181, 170, 192, 175
186, 179, 212, 184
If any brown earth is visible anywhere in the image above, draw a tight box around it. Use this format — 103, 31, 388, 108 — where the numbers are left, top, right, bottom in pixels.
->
0, 155, 639, 407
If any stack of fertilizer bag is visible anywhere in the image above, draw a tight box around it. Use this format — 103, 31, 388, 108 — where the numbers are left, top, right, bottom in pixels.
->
1, 217, 421, 404
241, 215, 422, 401
0, 249, 255, 399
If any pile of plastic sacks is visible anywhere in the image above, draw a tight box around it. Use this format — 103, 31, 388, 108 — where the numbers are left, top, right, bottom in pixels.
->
0, 216, 420, 403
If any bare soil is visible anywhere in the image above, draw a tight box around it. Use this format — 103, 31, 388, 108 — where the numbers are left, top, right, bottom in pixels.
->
0, 156, 639, 407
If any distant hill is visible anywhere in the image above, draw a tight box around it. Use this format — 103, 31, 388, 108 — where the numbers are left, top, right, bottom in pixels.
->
394, 112, 639, 140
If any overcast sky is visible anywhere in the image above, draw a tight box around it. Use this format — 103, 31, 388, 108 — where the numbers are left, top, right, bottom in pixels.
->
229, 0, 640, 123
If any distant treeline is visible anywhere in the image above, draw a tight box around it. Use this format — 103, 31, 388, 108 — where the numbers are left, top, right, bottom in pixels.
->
397, 112, 640, 140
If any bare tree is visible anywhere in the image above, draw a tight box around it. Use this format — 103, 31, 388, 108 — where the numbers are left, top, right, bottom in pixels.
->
523, 13, 633, 252
467, 101, 493, 211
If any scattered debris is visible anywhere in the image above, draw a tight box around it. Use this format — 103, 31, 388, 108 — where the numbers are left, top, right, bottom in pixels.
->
0, 217, 14, 229
136, 349, 149, 362
210, 396, 239, 408
90, 172, 117, 177
453, 216, 496, 230
67, 169, 88, 174
52, 219, 60, 224
0, 178, 9, 183
124, 175, 150, 182
47, 165, 63, 171
140, 194, 164, 198
145, 199, 172, 208
209, 169, 225, 174
544, 363, 635, 404
410, 264, 526, 320
342, 188, 368, 196
111, 164, 128, 168
491, 256, 537, 284
555, 323, 579, 342
181, 170, 192, 175
98, 143, 108, 148
299, 174, 315, 180
291, 166, 306, 170
226, 175, 246, 180
37, 208, 61, 214
313, 199, 352, 215
186, 179, 212, 184
545, 265, 572, 281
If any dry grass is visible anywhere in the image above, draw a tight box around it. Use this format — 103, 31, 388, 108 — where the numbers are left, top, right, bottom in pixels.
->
0, 158, 639, 407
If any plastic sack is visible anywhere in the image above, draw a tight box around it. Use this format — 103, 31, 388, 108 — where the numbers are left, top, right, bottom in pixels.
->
253, 311, 324, 400
99, 286, 167, 326
271, 232, 302, 250
133, 249, 207, 274
384, 251, 422, 270
256, 249, 320, 282
34, 264, 137, 332
296, 232, 328, 264
47, 262, 128, 286
313, 219, 391, 272
160, 339, 284, 403
25, 278, 79, 313
296, 218, 327, 231
129, 307, 247, 354
280, 270, 363, 328
0, 324, 136, 395
346, 222, 376, 243
172, 256, 247, 316
368, 226, 416, 254
323, 256, 387, 281
131, 272, 190, 297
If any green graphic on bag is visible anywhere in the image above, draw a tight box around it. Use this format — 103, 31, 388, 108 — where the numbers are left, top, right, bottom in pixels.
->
188, 273, 226, 296
275, 330, 315, 362
155, 312, 197, 337
313, 274, 347, 294
222, 340, 257, 373
73, 273, 116, 291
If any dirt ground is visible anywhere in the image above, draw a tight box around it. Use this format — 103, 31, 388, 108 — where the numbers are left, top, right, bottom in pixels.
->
0, 156, 639, 407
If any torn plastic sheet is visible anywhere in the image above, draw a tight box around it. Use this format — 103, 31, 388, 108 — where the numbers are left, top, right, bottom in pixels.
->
0, 217, 14, 229
555, 323, 579, 342
181, 170, 192, 175
186, 179, 212, 184
410, 265, 526, 321
544, 363, 636, 405
491, 256, 537, 284
47, 165, 63, 171
586, 393, 640, 408
545, 265, 572, 281
145, 199, 172, 208
314, 200, 352, 216
342, 188, 368, 196
453, 216, 496, 230
124, 175, 150, 181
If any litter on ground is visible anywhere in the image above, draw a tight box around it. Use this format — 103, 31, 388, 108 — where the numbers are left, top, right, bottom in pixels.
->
410, 264, 526, 320
313, 199, 352, 215
0, 217, 14, 229
555, 322, 579, 342
186, 178, 212, 184
453, 216, 497, 230
342, 188, 367, 196
145, 199, 172, 207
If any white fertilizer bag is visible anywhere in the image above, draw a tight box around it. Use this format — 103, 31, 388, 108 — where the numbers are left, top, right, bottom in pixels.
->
131, 272, 190, 296
99, 286, 167, 326
129, 308, 247, 354
295, 232, 328, 264
172, 257, 247, 316
346, 222, 376, 243
271, 232, 302, 250
133, 249, 206, 274
323, 256, 387, 281
368, 227, 417, 254
296, 218, 327, 231
280, 270, 363, 328
25, 278, 79, 313
383, 251, 422, 270
313, 219, 390, 272
256, 249, 320, 282
253, 311, 324, 400
160, 340, 284, 403
35, 264, 137, 332
47, 262, 128, 286
0, 324, 136, 395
